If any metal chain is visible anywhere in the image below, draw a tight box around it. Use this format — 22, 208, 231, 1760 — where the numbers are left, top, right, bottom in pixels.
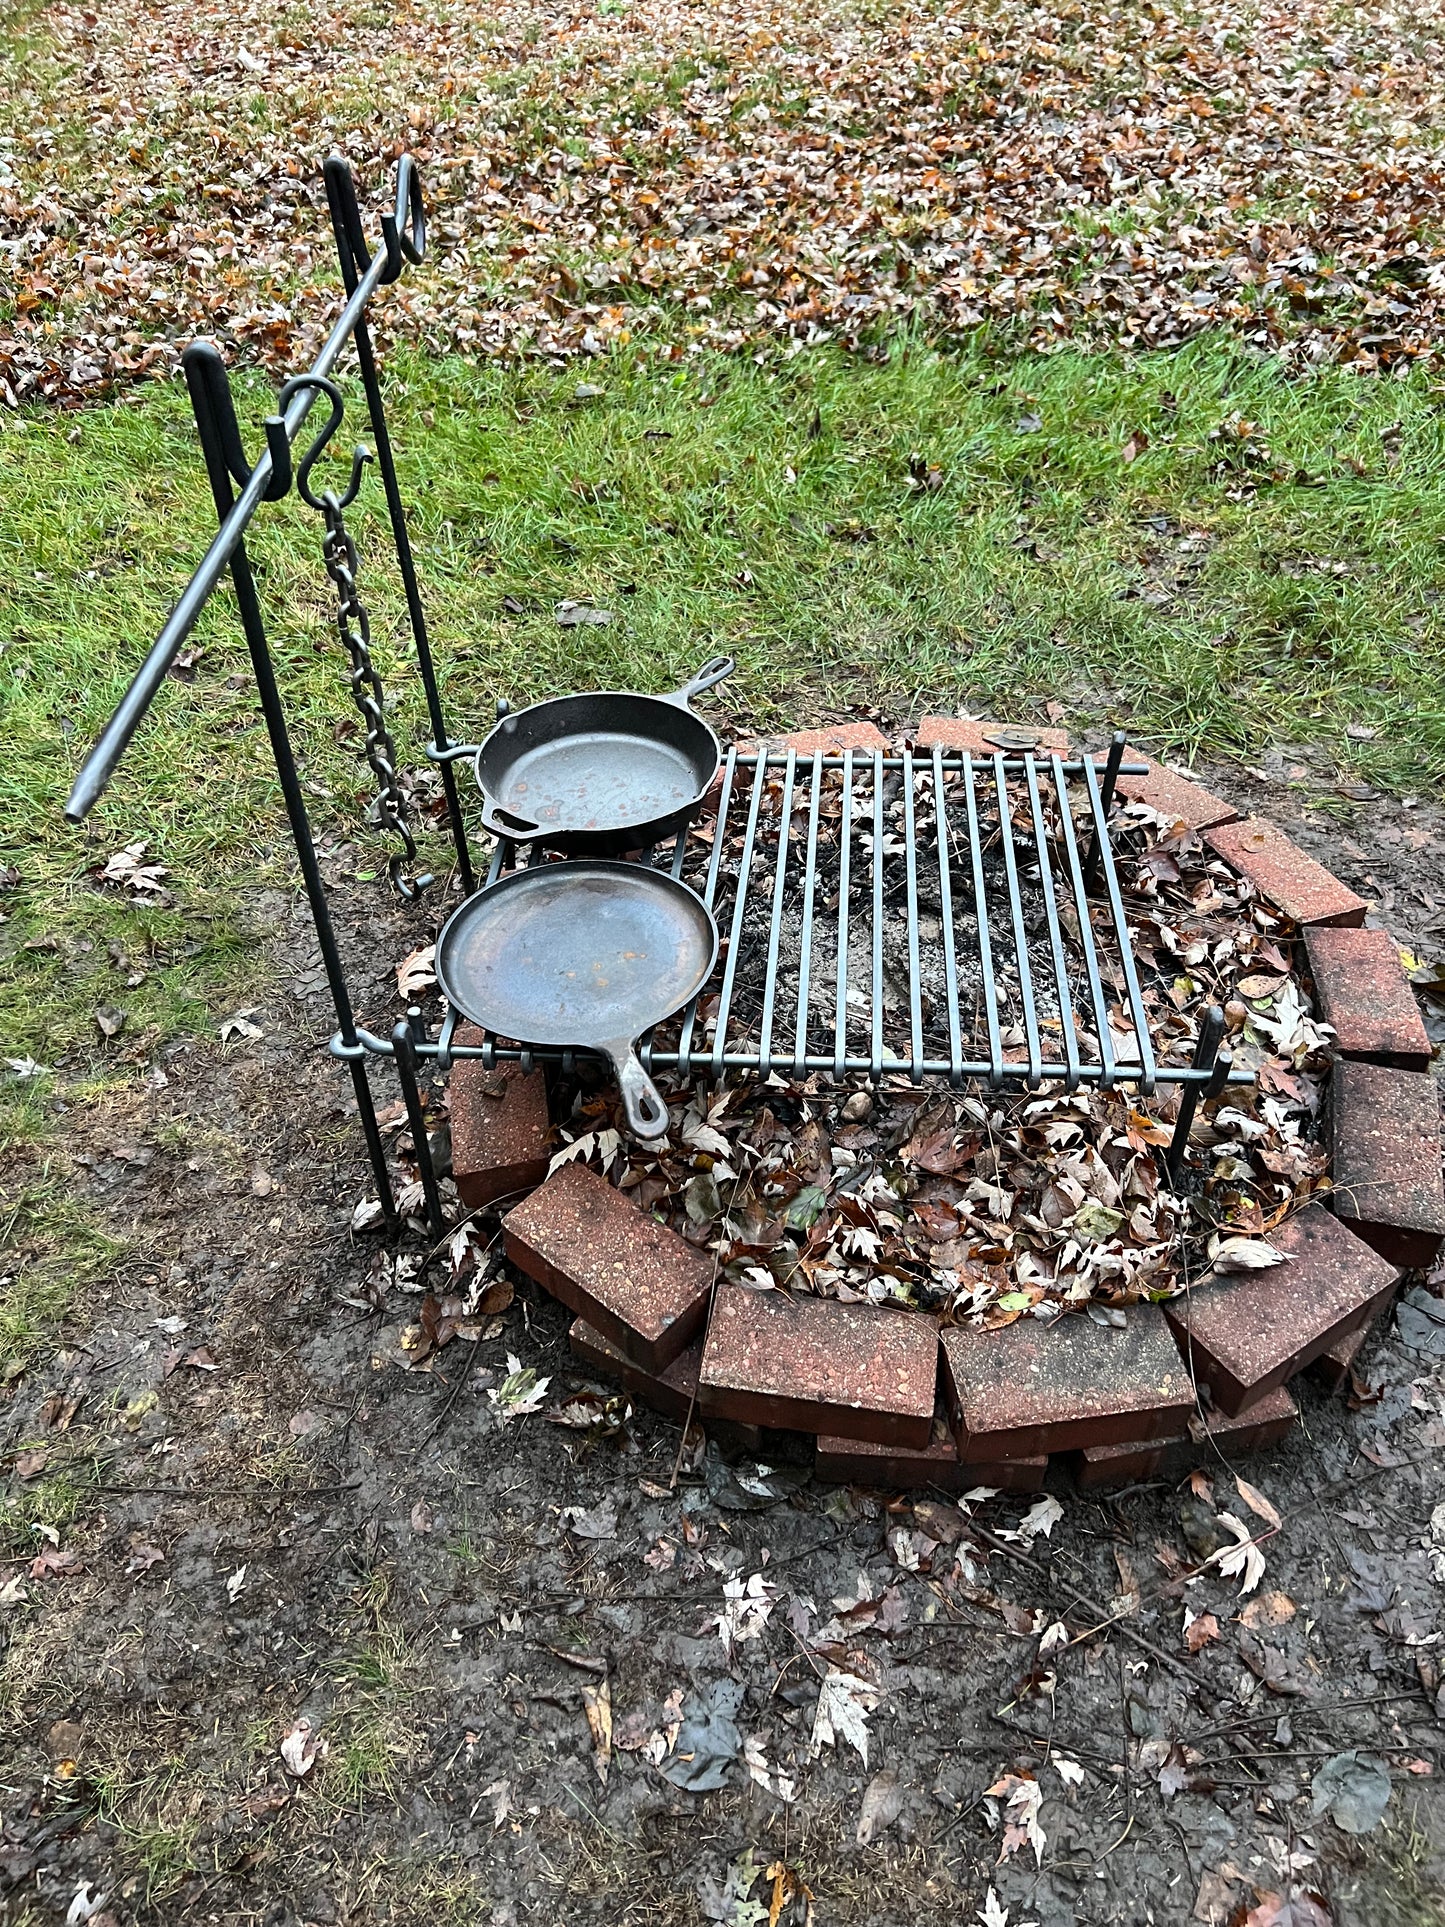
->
318, 491, 430, 901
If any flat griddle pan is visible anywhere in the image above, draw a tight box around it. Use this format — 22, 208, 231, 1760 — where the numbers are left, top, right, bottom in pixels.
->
434, 862, 717, 1140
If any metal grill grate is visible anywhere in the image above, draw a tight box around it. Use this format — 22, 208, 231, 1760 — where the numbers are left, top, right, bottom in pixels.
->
449, 746, 1250, 1100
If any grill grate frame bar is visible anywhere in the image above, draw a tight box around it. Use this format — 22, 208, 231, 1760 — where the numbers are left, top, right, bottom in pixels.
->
400, 746, 1248, 1100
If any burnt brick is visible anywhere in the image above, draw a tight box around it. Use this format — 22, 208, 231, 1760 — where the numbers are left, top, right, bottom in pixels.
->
1115, 750, 1238, 833
815, 1412, 1046, 1493
939, 1306, 1193, 1459
504, 1163, 712, 1371
1332, 1059, 1445, 1268
568, 1318, 763, 1449
697, 1285, 937, 1447
1304, 926, 1430, 1069
449, 1028, 551, 1211
915, 716, 1070, 757
1165, 1205, 1398, 1413
1206, 817, 1365, 928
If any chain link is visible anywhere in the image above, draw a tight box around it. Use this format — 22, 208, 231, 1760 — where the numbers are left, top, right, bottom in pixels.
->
319, 491, 430, 901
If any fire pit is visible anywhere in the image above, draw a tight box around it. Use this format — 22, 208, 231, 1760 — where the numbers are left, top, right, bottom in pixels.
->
452, 723, 1444, 1490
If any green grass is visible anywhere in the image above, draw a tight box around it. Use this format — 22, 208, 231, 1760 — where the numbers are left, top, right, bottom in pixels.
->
4, 328, 1445, 1374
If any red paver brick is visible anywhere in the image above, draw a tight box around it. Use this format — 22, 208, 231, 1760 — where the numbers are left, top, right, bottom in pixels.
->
815, 1411, 1046, 1493
759, 721, 891, 757
1165, 1205, 1398, 1413
1310, 1299, 1387, 1391
504, 1163, 712, 1372
1332, 1059, 1445, 1268
915, 716, 1070, 757
1160, 1383, 1299, 1474
697, 1286, 937, 1447
1304, 926, 1431, 1069
449, 1026, 552, 1211
1078, 1384, 1300, 1486
570, 1317, 701, 1424
568, 1318, 763, 1448
1115, 750, 1239, 834
939, 1306, 1193, 1460
1076, 1437, 1169, 1487
1206, 816, 1365, 928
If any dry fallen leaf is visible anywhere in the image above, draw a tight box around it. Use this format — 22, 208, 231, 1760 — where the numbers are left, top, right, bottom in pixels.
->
855, 1767, 904, 1844
279, 1717, 325, 1778
1184, 1610, 1221, 1654
1235, 1476, 1283, 1532
581, 1677, 612, 1785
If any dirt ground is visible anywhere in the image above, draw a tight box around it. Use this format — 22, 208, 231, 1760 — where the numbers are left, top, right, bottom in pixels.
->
5, 729, 1445, 1927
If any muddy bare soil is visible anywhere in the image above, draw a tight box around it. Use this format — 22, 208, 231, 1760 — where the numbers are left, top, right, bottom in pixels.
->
5, 741, 1445, 1927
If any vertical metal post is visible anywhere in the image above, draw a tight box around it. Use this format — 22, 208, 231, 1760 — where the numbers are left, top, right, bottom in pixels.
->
392, 1021, 445, 1240
323, 158, 475, 896
183, 345, 396, 1222
1165, 1004, 1228, 1187
1083, 731, 1127, 893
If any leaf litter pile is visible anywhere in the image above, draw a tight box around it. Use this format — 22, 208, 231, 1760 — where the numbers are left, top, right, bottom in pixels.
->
381, 771, 1331, 1354
6, 0, 1445, 403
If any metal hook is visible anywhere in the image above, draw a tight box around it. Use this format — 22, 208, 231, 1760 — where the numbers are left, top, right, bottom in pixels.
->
265, 374, 372, 512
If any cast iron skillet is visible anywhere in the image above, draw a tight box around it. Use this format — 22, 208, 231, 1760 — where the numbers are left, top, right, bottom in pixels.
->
434, 862, 717, 1141
433, 656, 733, 852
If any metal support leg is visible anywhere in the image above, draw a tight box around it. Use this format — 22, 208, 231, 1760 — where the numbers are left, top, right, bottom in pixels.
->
324, 158, 475, 896
1165, 1005, 1229, 1188
392, 1021, 445, 1240
1083, 731, 1127, 894
184, 345, 397, 1223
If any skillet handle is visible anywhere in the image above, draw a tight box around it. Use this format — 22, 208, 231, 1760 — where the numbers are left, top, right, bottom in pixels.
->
604, 1039, 671, 1141
479, 799, 542, 839
669, 655, 734, 707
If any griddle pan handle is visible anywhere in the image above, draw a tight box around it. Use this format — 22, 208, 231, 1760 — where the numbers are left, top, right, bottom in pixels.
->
605, 1039, 671, 1141
669, 655, 734, 707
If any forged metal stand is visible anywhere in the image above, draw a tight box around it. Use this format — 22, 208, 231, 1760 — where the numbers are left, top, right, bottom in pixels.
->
64, 151, 1250, 1232
66, 155, 461, 1228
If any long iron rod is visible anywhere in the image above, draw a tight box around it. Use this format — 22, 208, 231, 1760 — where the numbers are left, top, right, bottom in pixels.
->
66, 255, 401, 823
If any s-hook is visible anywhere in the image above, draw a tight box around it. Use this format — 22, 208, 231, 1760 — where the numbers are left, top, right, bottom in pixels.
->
270, 374, 432, 903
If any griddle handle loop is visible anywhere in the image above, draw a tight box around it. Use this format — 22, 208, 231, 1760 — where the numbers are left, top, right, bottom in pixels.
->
606, 1040, 671, 1142
670, 655, 734, 707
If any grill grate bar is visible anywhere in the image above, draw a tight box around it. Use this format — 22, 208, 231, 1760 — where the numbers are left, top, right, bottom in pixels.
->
757, 749, 797, 1077
931, 746, 965, 1086
1024, 753, 1081, 1094
993, 752, 1043, 1089
1080, 751, 1158, 1094
833, 749, 853, 1082
793, 754, 824, 1082
902, 749, 924, 1083
1049, 753, 1119, 1091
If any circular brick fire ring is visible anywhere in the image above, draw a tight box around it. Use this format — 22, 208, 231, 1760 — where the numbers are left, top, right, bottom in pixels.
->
451, 724, 1444, 1493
